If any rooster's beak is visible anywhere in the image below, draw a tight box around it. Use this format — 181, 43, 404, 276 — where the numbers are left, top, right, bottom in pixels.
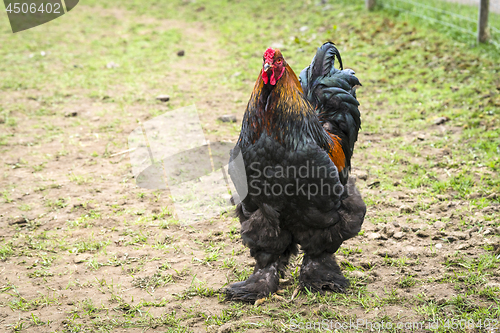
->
263, 63, 272, 72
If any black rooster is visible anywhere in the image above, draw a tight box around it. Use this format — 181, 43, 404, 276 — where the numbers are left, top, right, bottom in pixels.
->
226, 42, 366, 303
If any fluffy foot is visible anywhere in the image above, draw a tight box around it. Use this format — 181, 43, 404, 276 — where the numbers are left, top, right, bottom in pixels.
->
299, 253, 349, 294
224, 263, 279, 304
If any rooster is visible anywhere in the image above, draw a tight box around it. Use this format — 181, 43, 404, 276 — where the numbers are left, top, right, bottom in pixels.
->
226, 42, 366, 303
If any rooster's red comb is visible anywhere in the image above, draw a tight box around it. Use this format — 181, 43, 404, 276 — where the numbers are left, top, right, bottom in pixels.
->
263, 48, 275, 63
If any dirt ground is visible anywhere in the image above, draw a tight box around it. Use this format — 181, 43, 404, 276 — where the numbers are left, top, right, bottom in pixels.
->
1, 3, 499, 333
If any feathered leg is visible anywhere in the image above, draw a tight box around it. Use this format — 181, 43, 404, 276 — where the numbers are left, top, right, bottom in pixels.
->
225, 204, 293, 303
297, 177, 366, 294
299, 252, 348, 293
